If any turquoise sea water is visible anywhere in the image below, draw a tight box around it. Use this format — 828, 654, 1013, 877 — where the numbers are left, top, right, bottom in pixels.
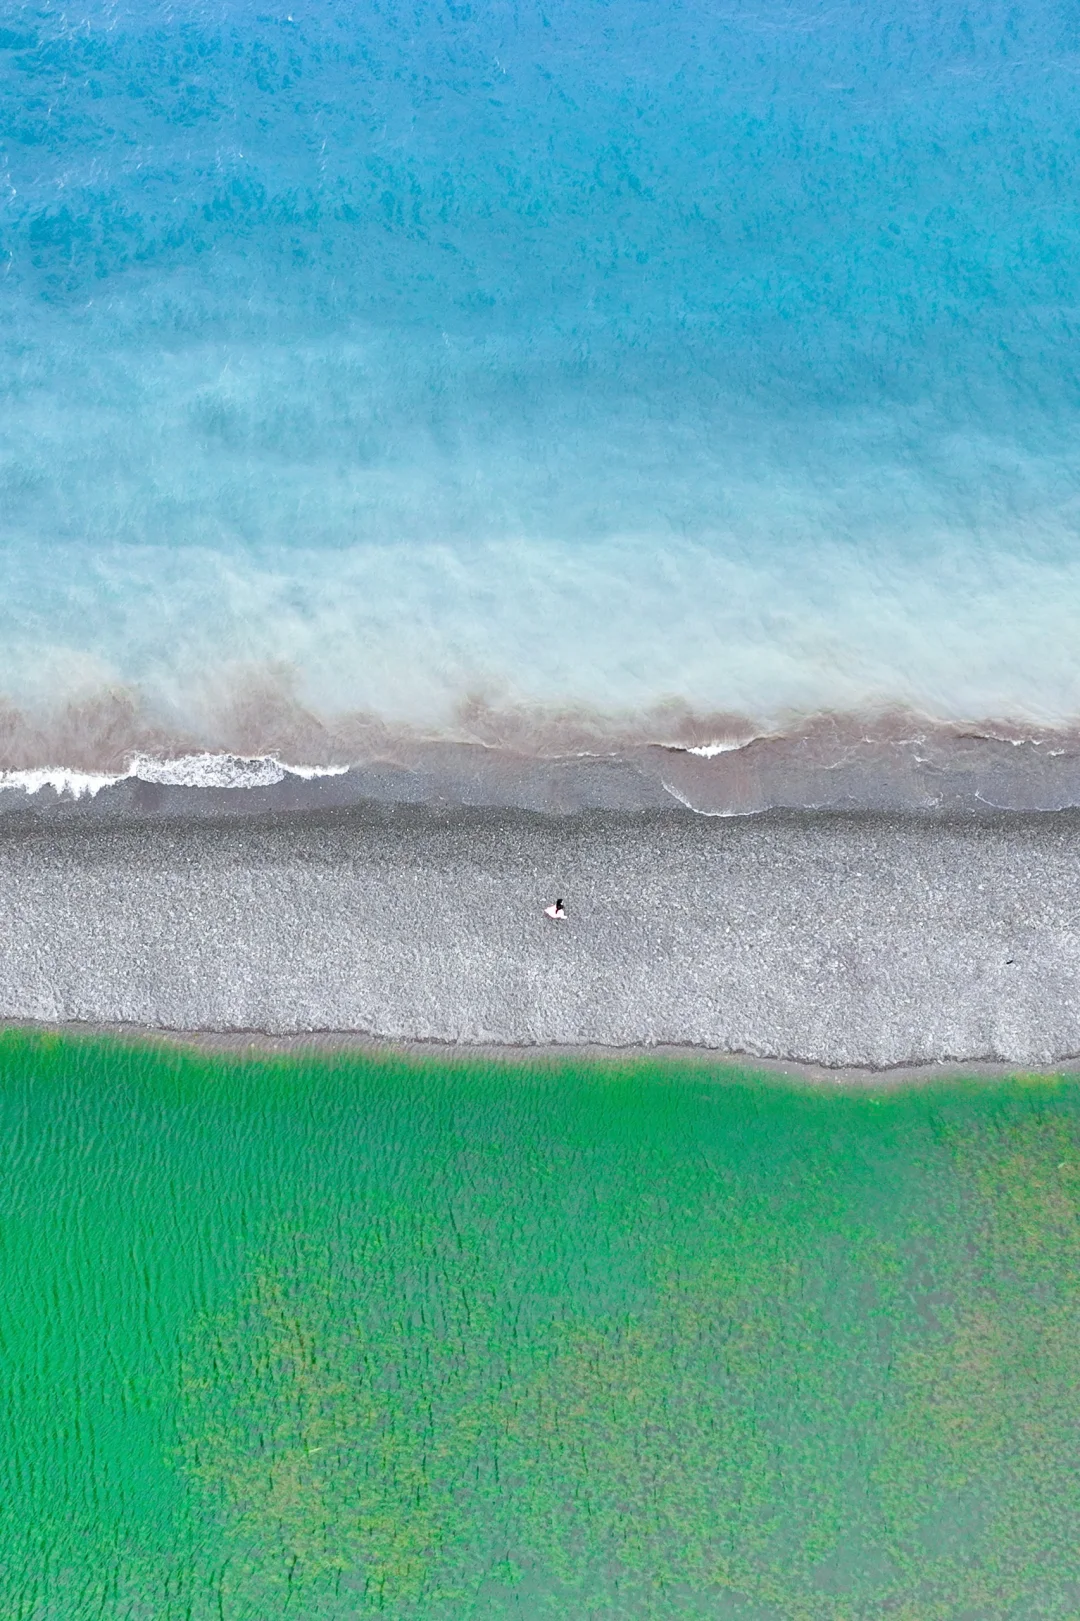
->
2, 1034, 1080, 1618
2, 2, 1080, 773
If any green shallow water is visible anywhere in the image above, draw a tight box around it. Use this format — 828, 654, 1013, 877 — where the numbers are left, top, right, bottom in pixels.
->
1, 1035, 1079, 1619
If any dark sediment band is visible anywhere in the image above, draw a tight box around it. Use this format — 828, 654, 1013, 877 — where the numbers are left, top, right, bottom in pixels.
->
1, 802, 1079, 1068
8, 708, 1080, 819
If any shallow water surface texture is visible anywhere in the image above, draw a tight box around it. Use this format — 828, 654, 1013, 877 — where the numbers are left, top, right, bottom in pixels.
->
2, 1034, 1079, 1618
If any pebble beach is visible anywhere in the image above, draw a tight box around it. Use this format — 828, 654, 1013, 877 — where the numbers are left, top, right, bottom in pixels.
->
2, 804, 1078, 1070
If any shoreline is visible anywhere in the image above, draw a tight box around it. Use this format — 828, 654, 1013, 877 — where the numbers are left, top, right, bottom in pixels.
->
3, 803, 1080, 1070
3, 1016, 1080, 1089
8, 710, 1080, 820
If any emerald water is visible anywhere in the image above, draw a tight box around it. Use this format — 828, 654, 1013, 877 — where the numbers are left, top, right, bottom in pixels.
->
2, 1033, 1078, 1618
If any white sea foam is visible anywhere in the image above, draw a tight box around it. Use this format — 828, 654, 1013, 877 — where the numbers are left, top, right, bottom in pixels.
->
0, 755, 350, 800
0, 768, 124, 800
683, 742, 750, 758
127, 753, 349, 790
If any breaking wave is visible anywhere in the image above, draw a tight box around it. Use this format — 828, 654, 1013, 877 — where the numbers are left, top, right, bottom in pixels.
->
4, 702, 1080, 818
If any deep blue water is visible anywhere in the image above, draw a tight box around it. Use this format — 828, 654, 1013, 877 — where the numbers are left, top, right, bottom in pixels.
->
2, 0, 1080, 770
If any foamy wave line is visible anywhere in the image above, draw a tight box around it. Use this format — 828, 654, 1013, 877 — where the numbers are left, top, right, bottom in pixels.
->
0, 754, 351, 800
682, 741, 749, 758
